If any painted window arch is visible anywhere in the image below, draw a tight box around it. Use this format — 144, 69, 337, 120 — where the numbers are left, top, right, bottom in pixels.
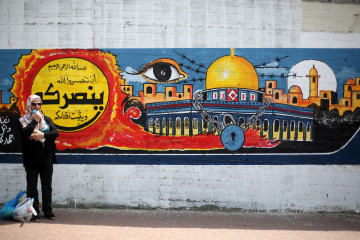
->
256, 119, 261, 130
274, 119, 280, 132
250, 93, 256, 101
162, 117, 167, 135
298, 121, 304, 141
148, 118, 154, 126
306, 122, 312, 141
263, 119, 269, 132
175, 117, 182, 136
273, 119, 280, 139
298, 121, 304, 132
176, 117, 181, 129
283, 120, 288, 132
282, 120, 288, 140
241, 92, 247, 100
224, 115, 234, 125
146, 86, 152, 94
213, 115, 221, 131
192, 118, 199, 135
148, 118, 154, 133
275, 92, 279, 99
238, 117, 245, 127
193, 118, 198, 130
155, 118, 161, 134
184, 117, 190, 129
290, 120, 295, 132
184, 117, 190, 136
168, 118, 174, 136
289, 120, 296, 140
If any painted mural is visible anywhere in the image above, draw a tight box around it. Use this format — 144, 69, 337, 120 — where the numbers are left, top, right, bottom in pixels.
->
1, 48, 360, 164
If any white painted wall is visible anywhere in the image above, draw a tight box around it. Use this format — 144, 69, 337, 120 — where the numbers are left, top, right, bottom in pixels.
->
1, 164, 360, 212
1, 0, 360, 212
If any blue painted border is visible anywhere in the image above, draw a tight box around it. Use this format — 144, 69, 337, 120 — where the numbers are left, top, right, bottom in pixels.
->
1, 128, 359, 165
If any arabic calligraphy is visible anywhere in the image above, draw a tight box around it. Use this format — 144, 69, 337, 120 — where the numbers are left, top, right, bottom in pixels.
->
60, 91, 104, 109
54, 110, 88, 123
48, 60, 87, 72
35, 83, 104, 109
0, 116, 14, 145
35, 83, 59, 105
31, 57, 110, 132
57, 74, 97, 85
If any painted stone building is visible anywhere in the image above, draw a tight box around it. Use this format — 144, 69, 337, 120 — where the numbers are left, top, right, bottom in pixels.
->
145, 89, 313, 142
145, 51, 314, 144
265, 65, 360, 115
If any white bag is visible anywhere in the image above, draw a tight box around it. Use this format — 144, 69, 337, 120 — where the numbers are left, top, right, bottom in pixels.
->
13, 198, 37, 223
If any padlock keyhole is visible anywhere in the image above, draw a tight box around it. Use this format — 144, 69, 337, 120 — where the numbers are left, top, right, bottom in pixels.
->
231, 132, 236, 141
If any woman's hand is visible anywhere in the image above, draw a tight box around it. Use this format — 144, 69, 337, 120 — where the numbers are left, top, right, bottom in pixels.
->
30, 129, 45, 141
32, 111, 42, 122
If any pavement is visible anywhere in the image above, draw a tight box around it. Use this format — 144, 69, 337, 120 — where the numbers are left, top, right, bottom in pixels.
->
0, 208, 360, 240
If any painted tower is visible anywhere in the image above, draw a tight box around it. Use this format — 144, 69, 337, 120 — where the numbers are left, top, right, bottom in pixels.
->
307, 65, 320, 98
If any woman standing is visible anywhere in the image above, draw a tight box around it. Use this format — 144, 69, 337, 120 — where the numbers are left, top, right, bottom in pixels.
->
19, 95, 59, 221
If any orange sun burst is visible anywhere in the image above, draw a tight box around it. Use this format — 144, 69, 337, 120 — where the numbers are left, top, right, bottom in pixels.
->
11, 49, 275, 152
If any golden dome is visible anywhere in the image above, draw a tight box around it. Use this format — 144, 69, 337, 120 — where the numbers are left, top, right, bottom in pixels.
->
309, 65, 318, 76
289, 85, 302, 94
205, 49, 258, 90
345, 78, 355, 85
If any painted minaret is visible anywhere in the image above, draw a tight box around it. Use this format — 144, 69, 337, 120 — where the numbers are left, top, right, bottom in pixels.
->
307, 65, 320, 98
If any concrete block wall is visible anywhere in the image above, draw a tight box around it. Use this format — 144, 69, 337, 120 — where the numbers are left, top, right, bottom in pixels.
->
2, 0, 359, 49
1, 0, 360, 212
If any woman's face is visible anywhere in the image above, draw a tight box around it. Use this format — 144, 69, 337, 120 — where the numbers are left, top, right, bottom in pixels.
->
31, 100, 42, 112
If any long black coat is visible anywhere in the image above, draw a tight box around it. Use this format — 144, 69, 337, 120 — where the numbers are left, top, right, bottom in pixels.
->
19, 116, 59, 167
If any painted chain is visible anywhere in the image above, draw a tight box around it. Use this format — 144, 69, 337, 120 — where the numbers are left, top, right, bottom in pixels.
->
193, 91, 271, 133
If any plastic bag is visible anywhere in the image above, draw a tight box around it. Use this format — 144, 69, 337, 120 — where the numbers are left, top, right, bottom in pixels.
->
17, 192, 27, 204
13, 198, 37, 223
0, 191, 26, 220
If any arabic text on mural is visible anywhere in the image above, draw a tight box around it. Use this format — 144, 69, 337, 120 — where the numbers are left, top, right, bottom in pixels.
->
48, 61, 87, 72
0, 116, 14, 145
57, 74, 97, 85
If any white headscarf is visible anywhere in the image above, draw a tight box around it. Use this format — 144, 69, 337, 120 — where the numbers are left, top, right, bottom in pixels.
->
19, 95, 46, 130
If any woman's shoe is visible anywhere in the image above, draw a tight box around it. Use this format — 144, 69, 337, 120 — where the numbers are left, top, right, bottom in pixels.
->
44, 212, 56, 220
31, 214, 40, 222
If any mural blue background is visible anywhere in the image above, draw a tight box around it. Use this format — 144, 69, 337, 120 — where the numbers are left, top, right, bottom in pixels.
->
1, 48, 360, 165
2, 49, 360, 103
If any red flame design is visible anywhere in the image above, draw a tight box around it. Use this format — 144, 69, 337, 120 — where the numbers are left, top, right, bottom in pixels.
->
12, 49, 278, 151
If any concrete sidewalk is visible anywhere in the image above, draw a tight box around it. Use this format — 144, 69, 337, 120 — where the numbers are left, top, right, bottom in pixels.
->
0, 208, 359, 240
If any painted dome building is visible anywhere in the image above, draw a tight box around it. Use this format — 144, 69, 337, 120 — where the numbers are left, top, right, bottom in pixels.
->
145, 50, 314, 149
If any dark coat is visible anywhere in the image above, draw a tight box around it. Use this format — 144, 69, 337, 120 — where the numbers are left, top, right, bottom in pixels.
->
19, 116, 59, 167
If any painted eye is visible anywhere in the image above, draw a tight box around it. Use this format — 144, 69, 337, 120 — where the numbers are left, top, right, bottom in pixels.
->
139, 58, 188, 83
142, 62, 181, 82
